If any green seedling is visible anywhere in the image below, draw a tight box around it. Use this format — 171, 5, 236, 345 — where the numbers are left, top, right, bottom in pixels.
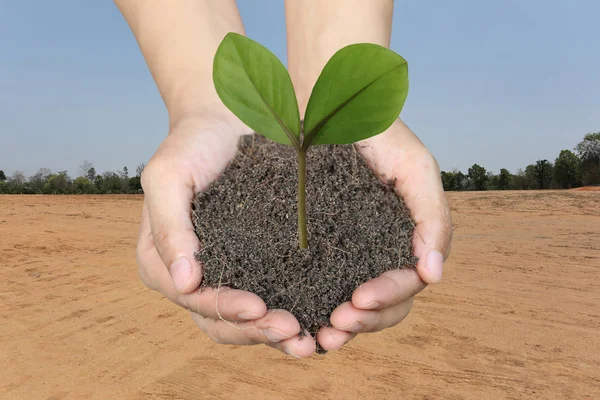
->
213, 33, 409, 249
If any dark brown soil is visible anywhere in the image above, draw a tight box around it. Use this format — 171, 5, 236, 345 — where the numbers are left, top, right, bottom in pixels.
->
192, 135, 417, 344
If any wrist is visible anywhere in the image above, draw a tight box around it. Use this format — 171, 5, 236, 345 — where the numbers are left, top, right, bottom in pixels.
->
286, 1, 393, 118
168, 102, 252, 137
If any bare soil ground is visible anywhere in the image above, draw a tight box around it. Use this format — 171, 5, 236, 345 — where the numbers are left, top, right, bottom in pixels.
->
1, 191, 599, 400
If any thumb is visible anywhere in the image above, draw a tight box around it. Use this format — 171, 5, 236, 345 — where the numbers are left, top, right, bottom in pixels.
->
395, 159, 453, 285
412, 216, 452, 285
142, 162, 202, 294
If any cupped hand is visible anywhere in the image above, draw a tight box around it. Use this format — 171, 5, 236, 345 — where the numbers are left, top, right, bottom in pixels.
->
136, 114, 316, 358
316, 119, 453, 351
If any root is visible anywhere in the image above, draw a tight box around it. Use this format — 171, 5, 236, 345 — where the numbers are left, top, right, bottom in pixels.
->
211, 260, 250, 331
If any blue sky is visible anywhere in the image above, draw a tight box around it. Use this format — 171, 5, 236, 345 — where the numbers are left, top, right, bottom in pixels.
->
1, 1, 599, 178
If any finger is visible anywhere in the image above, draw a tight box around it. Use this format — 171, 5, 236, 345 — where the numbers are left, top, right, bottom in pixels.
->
142, 157, 203, 294
330, 298, 414, 333
351, 268, 426, 310
183, 287, 267, 321
268, 331, 317, 358
316, 326, 356, 351
393, 148, 451, 285
137, 218, 267, 321
190, 309, 303, 346
411, 219, 452, 284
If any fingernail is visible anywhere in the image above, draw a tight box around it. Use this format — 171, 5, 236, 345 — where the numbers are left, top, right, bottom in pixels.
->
170, 257, 192, 292
341, 322, 364, 333
237, 311, 263, 320
426, 251, 444, 283
361, 301, 381, 310
261, 328, 289, 343
285, 346, 301, 359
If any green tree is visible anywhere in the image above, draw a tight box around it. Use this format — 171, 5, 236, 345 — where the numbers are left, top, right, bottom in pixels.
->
575, 132, 600, 186
120, 167, 130, 192
44, 171, 71, 194
509, 170, 524, 190
8, 171, 26, 194
524, 164, 538, 189
441, 171, 456, 191
554, 150, 581, 189
78, 161, 97, 183
576, 132, 600, 159
29, 168, 52, 194
534, 160, 553, 189
101, 172, 124, 194
0, 170, 6, 181
129, 176, 142, 193
455, 170, 466, 191
78, 160, 93, 177
467, 164, 488, 190
10, 171, 26, 185
73, 177, 95, 194
498, 168, 511, 190
486, 171, 499, 190
86, 167, 97, 182
94, 175, 104, 193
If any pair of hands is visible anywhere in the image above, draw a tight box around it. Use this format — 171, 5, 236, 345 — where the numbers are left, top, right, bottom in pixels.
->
136, 114, 452, 358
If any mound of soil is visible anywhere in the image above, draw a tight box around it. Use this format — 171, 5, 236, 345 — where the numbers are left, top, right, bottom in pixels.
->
571, 186, 600, 192
192, 135, 417, 345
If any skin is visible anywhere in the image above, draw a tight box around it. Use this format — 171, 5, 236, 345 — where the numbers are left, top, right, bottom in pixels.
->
115, 0, 452, 358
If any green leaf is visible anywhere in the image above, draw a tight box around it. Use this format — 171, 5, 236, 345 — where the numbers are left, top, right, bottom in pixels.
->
303, 43, 409, 147
213, 32, 300, 146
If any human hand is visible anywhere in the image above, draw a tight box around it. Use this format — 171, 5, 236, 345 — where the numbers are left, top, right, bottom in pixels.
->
136, 114, 316, 358
316, 119, 453, 351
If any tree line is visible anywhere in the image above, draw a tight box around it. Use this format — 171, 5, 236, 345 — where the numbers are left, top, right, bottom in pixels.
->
0, 161, 145, 195
441, 132, 599, 191
1, 133, 598, 194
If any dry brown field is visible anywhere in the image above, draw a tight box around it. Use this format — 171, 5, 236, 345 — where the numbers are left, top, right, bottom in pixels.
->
1, 191, 599, 399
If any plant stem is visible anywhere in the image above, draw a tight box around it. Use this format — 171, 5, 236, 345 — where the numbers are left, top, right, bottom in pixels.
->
297, 148, 308, 249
